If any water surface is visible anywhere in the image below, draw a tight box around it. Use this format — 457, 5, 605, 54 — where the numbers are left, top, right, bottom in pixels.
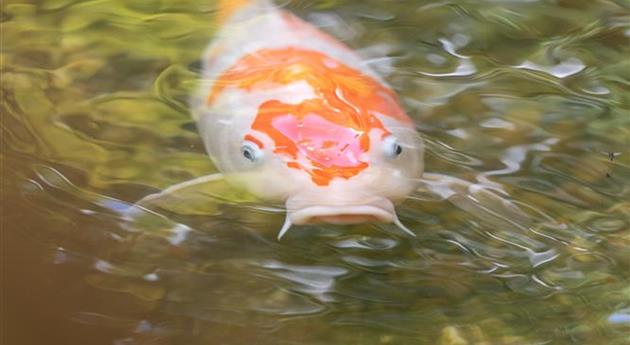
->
2, 0, 630, 344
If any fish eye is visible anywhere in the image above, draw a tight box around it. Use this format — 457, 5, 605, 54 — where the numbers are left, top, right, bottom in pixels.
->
382, 136, 403, 158
241, 141, 264, 163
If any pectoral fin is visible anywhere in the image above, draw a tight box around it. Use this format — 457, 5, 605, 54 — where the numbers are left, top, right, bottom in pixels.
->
133, 173, 234, 216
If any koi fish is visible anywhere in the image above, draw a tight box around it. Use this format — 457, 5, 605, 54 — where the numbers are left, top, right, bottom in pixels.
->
189, 0, 424, 238
133, 1, 534, 241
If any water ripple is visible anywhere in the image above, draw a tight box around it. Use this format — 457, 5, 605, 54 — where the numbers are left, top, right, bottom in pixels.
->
3, 1, 630, 344
331, 236, 398, 250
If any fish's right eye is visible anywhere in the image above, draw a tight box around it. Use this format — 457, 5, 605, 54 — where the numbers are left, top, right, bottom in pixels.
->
241, 141, 264, 163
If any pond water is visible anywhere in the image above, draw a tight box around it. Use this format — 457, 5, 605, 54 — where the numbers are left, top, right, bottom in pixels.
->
2, 0, 630, 344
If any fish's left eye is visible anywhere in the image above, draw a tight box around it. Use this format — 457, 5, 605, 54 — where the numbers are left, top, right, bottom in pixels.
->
241, 141, 264, 163
382, 136, 403, 158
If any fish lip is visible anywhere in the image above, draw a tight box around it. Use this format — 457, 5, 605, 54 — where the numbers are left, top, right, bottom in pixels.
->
279, 197, 415, 239
289, 205, 395, 225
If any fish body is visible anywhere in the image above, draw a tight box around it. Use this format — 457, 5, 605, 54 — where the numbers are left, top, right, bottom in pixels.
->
192, 0, 424, 235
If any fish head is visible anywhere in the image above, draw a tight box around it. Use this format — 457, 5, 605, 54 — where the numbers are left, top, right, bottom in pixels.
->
207, 108, 424, 227
199, 48, 424, 231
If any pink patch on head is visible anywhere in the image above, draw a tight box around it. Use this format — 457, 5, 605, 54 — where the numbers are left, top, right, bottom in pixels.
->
272, 114, 366, 169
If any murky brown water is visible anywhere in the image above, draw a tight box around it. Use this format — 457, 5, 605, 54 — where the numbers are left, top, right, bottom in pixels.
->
2, 0, 630, 344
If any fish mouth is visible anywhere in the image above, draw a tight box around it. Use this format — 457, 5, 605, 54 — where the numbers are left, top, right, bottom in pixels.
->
276, 196, 416, 239
289, 205, 395, 225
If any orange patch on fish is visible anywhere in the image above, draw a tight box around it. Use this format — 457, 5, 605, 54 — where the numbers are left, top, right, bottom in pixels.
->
209, 48, 412, 186
244, 134, 264, 148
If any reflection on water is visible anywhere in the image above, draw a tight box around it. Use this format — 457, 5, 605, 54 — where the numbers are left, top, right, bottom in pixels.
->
2, 0, 630, 344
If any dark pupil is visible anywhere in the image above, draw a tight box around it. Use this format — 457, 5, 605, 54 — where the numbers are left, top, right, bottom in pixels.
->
243, 148, 254, 161
395, 144, 403, 155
